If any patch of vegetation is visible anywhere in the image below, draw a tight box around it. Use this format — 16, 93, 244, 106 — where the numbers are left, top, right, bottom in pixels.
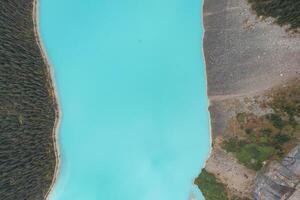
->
223, 80, 300, 170
224, 138, 276, 170
0, 1, 58, 199
247, 0, 300, 31
223, 116, 295, 170
237, 112, 247, 124
195, 169, 229, 200
260, 128, 272, 136
266, 113, 285, 129
269, 82, 300, 123
224, 137, 247, 153
273, 134, 290, 144
237, 144, 275, 170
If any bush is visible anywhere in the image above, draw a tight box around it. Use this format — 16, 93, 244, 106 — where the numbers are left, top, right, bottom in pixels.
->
245, 128, 253, 135
236, 113, 247, 124
273, 134, 290, 144
195, 169, 228, 200
267, 114, 284, 129
223, 138, 240, 152
236, 144, 275, 170
223, 138, 247, 153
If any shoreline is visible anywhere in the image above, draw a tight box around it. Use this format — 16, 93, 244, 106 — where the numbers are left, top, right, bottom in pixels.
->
202, 0, 213, 172
32, 0, 61, 199
199, 0, 213, 175
196, 0, 300, 198
33, 0, 211, 199
192, 0, 213, 193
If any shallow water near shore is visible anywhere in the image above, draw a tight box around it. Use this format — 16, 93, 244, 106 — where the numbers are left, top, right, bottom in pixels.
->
39, 0, 209, 199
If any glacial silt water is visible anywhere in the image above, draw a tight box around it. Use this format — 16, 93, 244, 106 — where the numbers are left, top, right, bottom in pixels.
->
40, 0, 209, 199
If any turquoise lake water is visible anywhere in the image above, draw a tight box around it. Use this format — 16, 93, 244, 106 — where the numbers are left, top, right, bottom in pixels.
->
40, 0, 209, 199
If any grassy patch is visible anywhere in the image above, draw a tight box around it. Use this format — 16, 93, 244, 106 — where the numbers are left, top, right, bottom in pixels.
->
237, 144, 275, 170
223, 126, 292, 170
223, 138, 276, 170
247, 0, 300, 31
195, 169, 228, 200
223, 80, 300, 170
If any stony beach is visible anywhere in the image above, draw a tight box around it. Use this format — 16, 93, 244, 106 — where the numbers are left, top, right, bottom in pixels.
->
197, 0, 300, 199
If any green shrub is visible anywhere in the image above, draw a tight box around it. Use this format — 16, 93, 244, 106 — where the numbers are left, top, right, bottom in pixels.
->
236, 113, 247, 124
223, 137, 276, 170
195, 169, 228, 200
245, 128, 253, 135
273, 134, 290, 144
236, 144, 275, 170
223, 138, 248, 153
223, 138, 240, 152
259, 135, 269, 144
267, 114, 284, 129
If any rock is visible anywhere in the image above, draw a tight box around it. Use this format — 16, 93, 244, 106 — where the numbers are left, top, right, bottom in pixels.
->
282, 145, 300, 176
288, 187, 300, 200
253, 145, 300, 200
205, 143, 256, 198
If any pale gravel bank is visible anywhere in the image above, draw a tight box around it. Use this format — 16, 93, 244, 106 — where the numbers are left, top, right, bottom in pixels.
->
200, 0, 300, 199
203, 0, 300, 139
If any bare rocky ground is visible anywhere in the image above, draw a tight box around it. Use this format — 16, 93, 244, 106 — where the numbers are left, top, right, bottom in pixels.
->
201, 0, 300, 199
204, 0, 300, 97
205, 0, 300, 141
205, 137, 256, 198
254, 145, 300, 199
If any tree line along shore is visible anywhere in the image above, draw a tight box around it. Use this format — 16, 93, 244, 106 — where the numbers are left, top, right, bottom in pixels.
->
0, 1, 58, 199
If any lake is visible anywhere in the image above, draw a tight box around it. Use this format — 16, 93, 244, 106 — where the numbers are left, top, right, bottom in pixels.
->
39, 0, 209, 199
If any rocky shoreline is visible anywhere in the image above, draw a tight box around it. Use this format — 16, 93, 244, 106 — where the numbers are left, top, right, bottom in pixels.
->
0, 1, 58, 199
197, 0, 300, 199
